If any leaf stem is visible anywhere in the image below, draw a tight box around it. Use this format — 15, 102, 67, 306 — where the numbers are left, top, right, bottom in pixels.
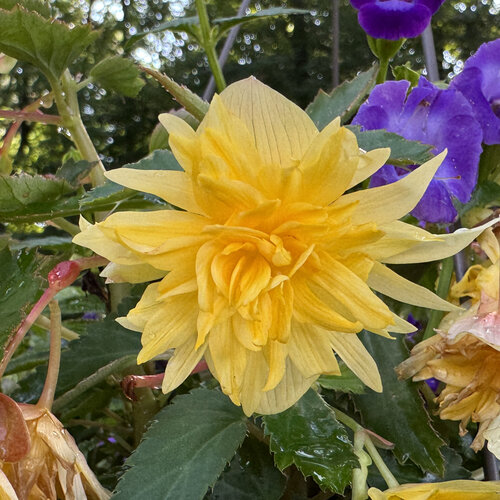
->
422, 256, 454, 339
0, 109, 62, 125
364, 436, 399, 489
352, 431, 369, 500
195, 0, 227, 92
376, 57, 389, 84
49, 217, 80, 236
37, 300, 62, 410
34, 314, 79, 341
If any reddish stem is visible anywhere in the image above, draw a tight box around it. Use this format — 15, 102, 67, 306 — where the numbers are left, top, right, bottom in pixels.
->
0, 109, 62, 125
0, 256, 108, 379
121, 360, 209, 400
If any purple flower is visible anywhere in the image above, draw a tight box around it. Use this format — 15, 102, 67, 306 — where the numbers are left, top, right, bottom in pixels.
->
450, 39, 500, 145
350, 0, 445, 40
352, 77, 483, 223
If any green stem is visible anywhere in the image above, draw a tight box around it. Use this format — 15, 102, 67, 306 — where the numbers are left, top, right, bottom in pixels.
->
195, 0, 226, 92
50, 217, 80, 237
422, 256, 454, 339
376, 58, 389, 84
364, 436, 399, 489
352, 431, 369, 500
37, 301, 62, 410
51, 72, 106, 187
330, 406, 362, 431
34, 314, 79, 341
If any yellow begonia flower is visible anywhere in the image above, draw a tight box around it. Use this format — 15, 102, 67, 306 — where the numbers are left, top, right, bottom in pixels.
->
368, 480, 500, 499
0, 400, 110, 500
74, 77, 496, 416
397, 229, 500, 455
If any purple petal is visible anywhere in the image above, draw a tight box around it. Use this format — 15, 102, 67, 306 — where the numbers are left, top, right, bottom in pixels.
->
352, 80, 410, 130
369, 164, 400, 188
416, 0, 446, 14
357, 4, 432, 40
450, 39, 500, 145
411, 178, 457, 223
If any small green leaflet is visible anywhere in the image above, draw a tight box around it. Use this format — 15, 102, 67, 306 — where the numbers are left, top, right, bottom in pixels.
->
90, 56, 145, 97
113, 388, 248, 500
263, 389, 358, 494
318, 360, 366, 394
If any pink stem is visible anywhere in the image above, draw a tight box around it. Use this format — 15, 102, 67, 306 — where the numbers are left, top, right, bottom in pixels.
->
0, 109, 62, 125
0, 256, 109, 379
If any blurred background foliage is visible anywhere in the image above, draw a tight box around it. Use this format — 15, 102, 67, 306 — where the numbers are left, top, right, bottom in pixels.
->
0, 0, 499, 177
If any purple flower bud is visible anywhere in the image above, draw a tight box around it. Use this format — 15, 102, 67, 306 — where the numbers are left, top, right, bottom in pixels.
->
350, 0, 445, 40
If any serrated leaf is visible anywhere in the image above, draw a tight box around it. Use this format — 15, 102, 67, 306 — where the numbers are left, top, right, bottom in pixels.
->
263, 389, 358, 494
0, 0, 51, 18
90, 56, 145, 97
213, 8, 309, 39
353, 332, 445, 475
306, 66, 378, 129
347, 126, 434, 166
114, 388, 247, 500
209, 437, 286, 500
318, 360, 365, 394
0, 6, 98, 81
125, 16, 199, 50
0, 248, 47, 357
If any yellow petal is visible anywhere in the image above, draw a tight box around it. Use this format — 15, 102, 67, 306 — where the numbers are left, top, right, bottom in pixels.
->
100, 262, 166, 284
159, 112, 198, 174
288, 322, 340, 378
262, 340, 287, 391
348, 147, 390, 189
329, 331, 382, 392
383, 217, 500, 264
367, 262, 460, 312
255, 357, 317, 415
105, 169, 204, 214
220, 77, 318, 169
208, 320, 248, 404
333, 150, 447, 225
73, 219, 140, 265
162, 336, 207, 394
136, 293, 198, 363
297, 119, 358, 204
0, 471, 18, 500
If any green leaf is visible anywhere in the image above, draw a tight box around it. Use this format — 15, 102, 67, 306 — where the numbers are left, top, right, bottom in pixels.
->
306, 66, 378, 129
55, 159, 94, 188
0, 0, 51, 18
347, 126, 434, 166
209, 437, 286, 500
352, 332, 445, 475
114, 388, 247, 500
0, 6, 98, 81
90, 56, 145, 97
0, 248, 48, 357
263, 389, 358, 494
459, 180, 500, 217
392, 63, 420, 88
213, 8, 310, 39
318, 361, 365, 394
125, 16, 199, 50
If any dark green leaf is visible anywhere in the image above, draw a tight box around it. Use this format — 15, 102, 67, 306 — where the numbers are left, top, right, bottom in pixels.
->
353, 332, 445, 475
55, 159, 95, 188
10, 236, 73, 251
0, 0, 51, 18
0, 248, 47, 356
0, 6, 98, 81
306, 66, 378, 129
4, 349, 49, 376
209, 437, 286, 500
347, 126, 434, 166
125, 16, 199, 50
477, 143, 500, 184
213, 8, 310, 38
90, 56, 145, 97
263, 389, 358, 494
318, 361, 365, 394
114, 388, 247, 500
459, 180, 500, 217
